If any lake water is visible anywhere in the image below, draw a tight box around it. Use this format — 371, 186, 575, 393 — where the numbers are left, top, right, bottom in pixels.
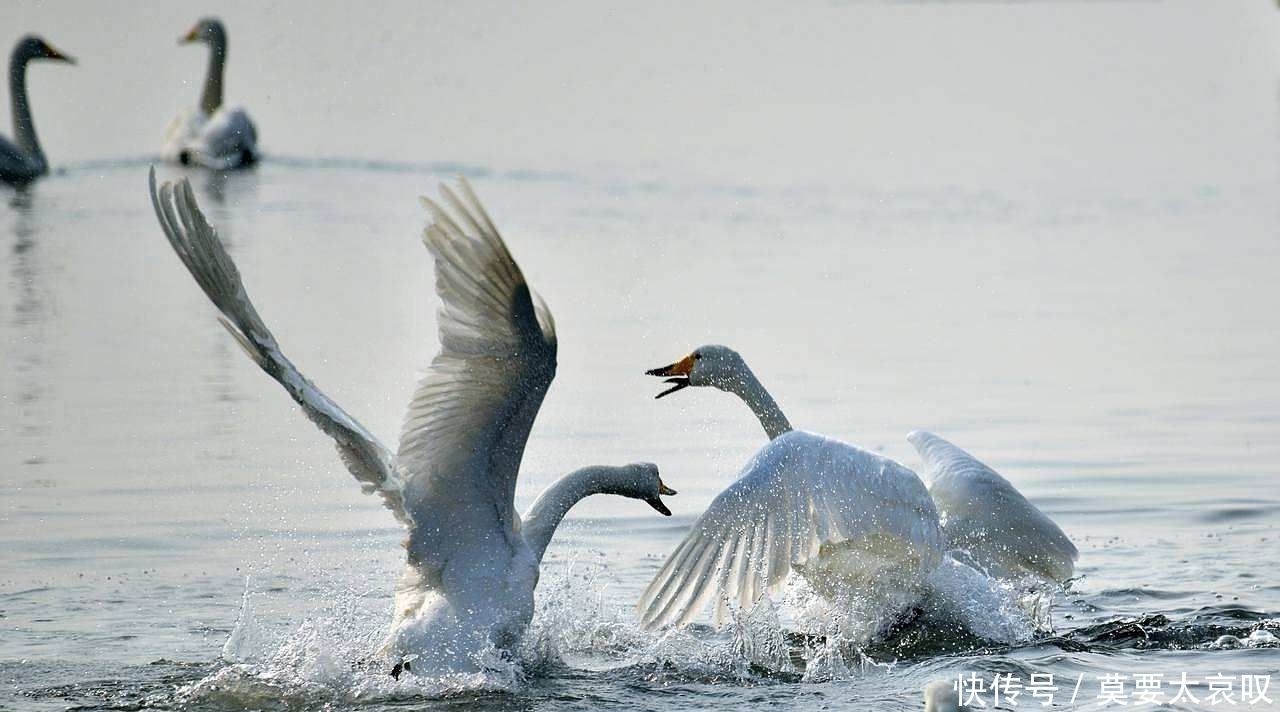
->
3, 1, 1279, 710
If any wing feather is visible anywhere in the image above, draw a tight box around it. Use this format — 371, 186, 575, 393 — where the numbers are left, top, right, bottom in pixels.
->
147, 169, 407, 522
638, 431, 942, 629
908, 430, 1078, 582
397, 179, 557, 561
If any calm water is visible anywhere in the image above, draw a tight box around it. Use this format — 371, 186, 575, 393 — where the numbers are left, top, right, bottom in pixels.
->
4, 2, 1280, 710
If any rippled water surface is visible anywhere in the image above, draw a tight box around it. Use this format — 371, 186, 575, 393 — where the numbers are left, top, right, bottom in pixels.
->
4, 1, 1280, 710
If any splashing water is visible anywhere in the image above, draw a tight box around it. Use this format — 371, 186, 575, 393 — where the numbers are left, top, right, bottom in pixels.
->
174, 547, 1048, 709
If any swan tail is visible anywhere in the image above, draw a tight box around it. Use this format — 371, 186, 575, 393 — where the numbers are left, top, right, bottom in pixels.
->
148, 168, 409, 523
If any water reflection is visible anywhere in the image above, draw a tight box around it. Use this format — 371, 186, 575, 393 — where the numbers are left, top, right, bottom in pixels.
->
4, 187, 54, 468
195, 165, 261, 209
9, 189, 43, 325
189, 173, 253, 441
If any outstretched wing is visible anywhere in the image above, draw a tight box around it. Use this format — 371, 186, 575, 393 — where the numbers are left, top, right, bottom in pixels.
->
637, 431, 941, 629
397, 179, 557, 559
148, 169, 408, 522
908, 430, 1077, 582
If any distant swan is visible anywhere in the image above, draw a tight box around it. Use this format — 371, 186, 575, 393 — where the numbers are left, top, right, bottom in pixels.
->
148, 170, 676, 675
637, 344, 1075, 629
924, 680, 971, 712
162, 18, 258, 169
1, 35, 73, 186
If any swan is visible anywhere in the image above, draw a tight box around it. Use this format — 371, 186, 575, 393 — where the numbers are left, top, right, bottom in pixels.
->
924, 680, 970, 712
1, 35, 74, 186
637, 344, 1075, 629
161, 18, 258, 169
637, 345, 943, 629
147, 170, 676, 675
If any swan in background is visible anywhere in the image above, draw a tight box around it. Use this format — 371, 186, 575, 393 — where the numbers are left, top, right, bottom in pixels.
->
1, 35, 74, 185
924, 680, 970, 712
638, 344, 1075, 629
148, 170, 676, 675
638, 346, 943, 629
162, 18, 258, 169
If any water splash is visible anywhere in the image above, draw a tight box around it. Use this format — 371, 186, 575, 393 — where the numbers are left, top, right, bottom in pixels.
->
173, 552, 1064, 708
921, 554, 1043, 644
221, 576, 268, 663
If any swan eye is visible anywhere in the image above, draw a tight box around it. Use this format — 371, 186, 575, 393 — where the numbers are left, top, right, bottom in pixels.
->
694, 353, 702, 360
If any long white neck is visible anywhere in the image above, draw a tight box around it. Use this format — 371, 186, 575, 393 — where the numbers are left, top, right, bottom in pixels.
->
9, 48, 43, 168
726, 364, 793, 440
521, 466, 636, 564
199, 35, 226, 115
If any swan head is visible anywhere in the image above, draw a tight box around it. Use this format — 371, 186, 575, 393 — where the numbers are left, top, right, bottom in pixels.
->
645, 344, 748, 398
180, 17, 227, 47
601, 462, 677, 516
13, 35, 75, 65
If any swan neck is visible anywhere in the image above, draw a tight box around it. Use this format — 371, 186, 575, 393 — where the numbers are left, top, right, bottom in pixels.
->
9, 48, 42, 166
729, 365, 793, 440
199, 36, 226, 115
521, 466, 620, 563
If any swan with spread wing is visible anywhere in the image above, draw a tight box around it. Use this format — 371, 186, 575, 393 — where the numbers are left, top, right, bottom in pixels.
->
637, 344, 1075, 630
148, 171, 675, 674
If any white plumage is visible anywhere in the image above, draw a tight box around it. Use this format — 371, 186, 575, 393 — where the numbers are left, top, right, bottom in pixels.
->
909, 430, 1077, 582
162, 105, 258, 170
924, 680, 971, 712
640, 344, 1076, 631
148, 170, 675, 675
162, 18, 258, 169
639, 430, 941, 629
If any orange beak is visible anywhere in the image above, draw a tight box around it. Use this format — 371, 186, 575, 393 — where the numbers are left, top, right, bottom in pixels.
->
646, 353, 695, 399
180, 26, 200, 44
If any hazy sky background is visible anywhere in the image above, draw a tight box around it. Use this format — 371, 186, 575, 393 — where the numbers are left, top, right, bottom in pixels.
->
9, 1, 1280, 190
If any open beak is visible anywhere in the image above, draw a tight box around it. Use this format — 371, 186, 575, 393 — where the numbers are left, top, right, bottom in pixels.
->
646, 354, 695, 399
47, 45, 75, 64
646, 478, 678, 516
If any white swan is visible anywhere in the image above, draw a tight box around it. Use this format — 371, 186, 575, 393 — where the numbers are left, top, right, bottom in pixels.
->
924, 680, 970, 712
1, 35, 73, 186
161, 18, 258, 169
148, 170, 676, 675
637, 346, 943, 629
637, 344, 1075, 629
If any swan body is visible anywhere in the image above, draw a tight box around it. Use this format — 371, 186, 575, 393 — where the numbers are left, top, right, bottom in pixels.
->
909, 430, 1077, 582
924, 680, 970, 712
639, 344, 1075, 629
1, 35, 73, 185
148, 171, 675, 674
639, 429, 941, 629
162, 18, 258, 169
638, 345, 943, 629
163, 104, 257, 170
